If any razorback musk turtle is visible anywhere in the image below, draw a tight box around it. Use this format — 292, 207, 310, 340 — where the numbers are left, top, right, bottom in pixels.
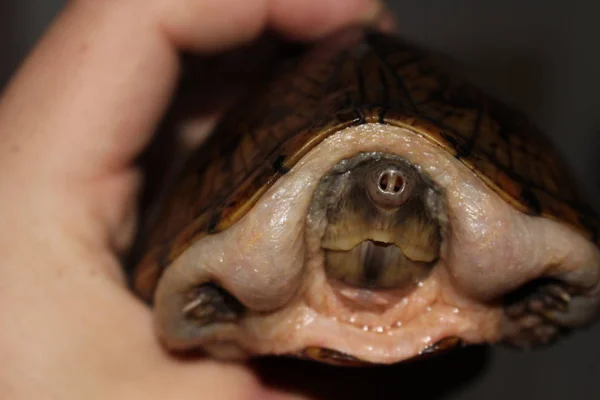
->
131, 27, 600, 365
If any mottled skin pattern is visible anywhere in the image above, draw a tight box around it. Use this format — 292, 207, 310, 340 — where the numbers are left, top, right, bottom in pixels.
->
133, 27, 600, 303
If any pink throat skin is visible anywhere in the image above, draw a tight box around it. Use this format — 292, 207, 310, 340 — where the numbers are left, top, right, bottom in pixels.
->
153, 123, 600, 364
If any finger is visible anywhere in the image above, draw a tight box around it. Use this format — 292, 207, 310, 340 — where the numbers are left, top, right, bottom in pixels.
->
0, 0, 383, 182
0, 0, 385, 255
267, 0, 384, 40
166, 0, 384, 48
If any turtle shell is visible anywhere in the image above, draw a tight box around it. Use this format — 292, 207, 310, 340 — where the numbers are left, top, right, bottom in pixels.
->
132, 27, 600, 302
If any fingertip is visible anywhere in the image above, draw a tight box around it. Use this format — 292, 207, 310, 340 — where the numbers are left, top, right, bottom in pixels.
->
268, 0, 384, 40
373, 6, 398, 34
157, 0, 269, 51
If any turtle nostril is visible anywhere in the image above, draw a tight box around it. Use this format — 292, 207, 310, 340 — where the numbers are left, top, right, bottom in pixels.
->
379, 173, 388, 190
367, 166, 412, 210
378, 171, 404, 194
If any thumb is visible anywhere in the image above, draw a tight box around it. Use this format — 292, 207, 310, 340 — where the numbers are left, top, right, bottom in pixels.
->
0, 0, 383, 257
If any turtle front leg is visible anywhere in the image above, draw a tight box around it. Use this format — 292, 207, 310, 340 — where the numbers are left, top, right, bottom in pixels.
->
153, 174, 310, 359
181, 283, 245, 327
501, 269, 600, 348
495, 221, 600, 348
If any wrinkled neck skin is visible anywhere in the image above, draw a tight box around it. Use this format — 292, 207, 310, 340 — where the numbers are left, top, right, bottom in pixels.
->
154, 123, 600, 364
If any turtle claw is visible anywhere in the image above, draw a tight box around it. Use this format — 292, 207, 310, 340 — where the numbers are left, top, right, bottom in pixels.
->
182, 283, 245, 326
502, 279, 573, 347
537, 284, 571, 311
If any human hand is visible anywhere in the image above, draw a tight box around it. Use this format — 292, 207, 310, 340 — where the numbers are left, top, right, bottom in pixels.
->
0, 1, 390, 398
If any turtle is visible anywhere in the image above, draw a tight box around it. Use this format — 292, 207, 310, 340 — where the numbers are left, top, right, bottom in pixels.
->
130, 26, 600, 366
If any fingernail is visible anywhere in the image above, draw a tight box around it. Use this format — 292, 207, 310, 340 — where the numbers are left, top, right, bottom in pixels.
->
363, 0, 385, 23
364, 1, 397, 33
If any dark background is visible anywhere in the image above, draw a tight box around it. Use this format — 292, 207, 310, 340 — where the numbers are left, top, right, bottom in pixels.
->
2, 1, 599, 399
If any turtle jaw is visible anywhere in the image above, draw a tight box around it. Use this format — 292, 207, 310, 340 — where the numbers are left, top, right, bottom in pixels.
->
191, 263, 505, 365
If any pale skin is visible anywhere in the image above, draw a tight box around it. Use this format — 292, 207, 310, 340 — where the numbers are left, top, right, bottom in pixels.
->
0, 0, 392, 398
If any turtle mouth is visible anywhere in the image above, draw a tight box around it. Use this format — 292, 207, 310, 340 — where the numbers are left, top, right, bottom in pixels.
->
323, 239, 435, 291
309, 152, 447, 294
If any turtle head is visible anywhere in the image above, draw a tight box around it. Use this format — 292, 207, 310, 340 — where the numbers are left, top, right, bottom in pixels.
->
313, 152, 444, 293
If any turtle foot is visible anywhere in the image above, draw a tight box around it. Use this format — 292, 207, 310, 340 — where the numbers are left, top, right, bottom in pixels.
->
502, 278, 573, 347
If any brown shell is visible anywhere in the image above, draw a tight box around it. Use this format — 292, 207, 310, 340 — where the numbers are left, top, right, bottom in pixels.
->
132, 27, 600, 302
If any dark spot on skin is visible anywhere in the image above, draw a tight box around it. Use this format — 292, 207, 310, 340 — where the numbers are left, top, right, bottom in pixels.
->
10, 145, 20, 153
520, 187, 542, 215
78, 42, 89, 54
54, 268, 65, 279
273, 154, 289, 174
